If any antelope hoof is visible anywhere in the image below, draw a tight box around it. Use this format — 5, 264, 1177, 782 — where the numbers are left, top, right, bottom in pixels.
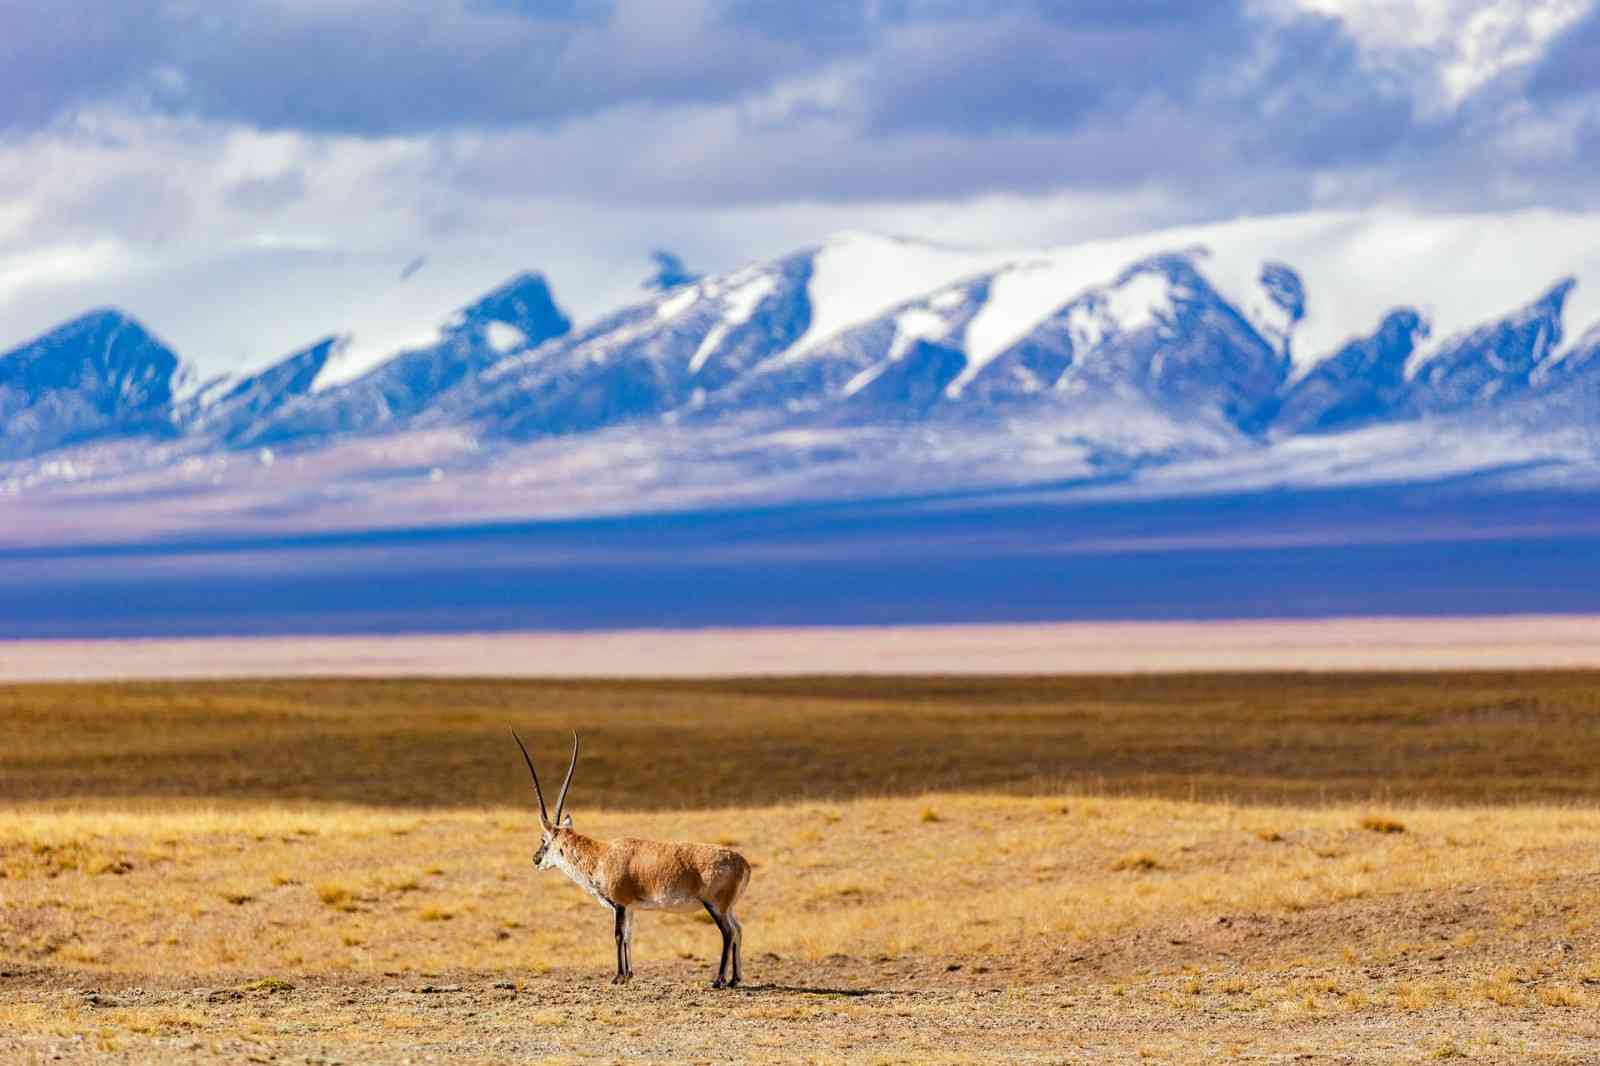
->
728, 976, 741, 988
611, 973, 627, 985
710, 978, 726, 989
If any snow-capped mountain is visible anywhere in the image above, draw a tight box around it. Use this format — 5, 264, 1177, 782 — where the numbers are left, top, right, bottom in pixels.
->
240, 271, 570, 445
5, 211, 1600, 545
455, 254, 812, 438
1271, 310, 1427, 436
953, 253, 1290, 432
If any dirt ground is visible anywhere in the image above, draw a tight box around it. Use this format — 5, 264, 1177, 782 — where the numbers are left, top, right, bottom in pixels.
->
5, 952, 1598, 1066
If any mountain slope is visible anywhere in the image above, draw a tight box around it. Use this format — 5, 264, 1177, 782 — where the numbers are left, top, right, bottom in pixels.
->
696, 271, 991, 422
1272, 310, 1428, 436
1405, 278, 1574, 414
961, 253, 1290, 433
237, 272, 570, 445
0, 309, 180, 460
176, 336, 342, 444
457, 252, 816, 438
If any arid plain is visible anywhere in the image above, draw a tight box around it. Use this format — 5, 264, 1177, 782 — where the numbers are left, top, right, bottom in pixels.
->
3, 663, 1600, 1063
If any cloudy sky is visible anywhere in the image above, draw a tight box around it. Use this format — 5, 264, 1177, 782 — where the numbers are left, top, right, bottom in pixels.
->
2, 0, 1598, 375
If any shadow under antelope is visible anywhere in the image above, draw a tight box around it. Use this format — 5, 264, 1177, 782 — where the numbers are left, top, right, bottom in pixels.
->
513, 731, 752, 987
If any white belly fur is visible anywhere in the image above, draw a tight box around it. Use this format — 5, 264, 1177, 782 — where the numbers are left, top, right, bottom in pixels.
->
632, 895, 705, 913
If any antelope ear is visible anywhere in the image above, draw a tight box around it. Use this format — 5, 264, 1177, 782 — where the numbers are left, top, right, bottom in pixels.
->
559, 814, 573, 829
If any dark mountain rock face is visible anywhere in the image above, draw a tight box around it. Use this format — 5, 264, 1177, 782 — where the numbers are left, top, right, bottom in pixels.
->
177, 337, 341, 444
1538, 322, 1600, 393
0, 309, 180, 459
461, 271, 571, 344
1272, 309, 1428, 436
1260, 262, 1307, 324
644, 250, 701, 292
845, 340, 969, 416
1405, 278, 1574, 414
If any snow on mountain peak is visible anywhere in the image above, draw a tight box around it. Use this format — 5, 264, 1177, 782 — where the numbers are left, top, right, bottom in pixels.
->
485, 321, 528, 354
687, 273, 777, 376
312, 327, 428, 393
309, 269, 568, 393
655, 285, 701, 321
778, 230, 1013, 365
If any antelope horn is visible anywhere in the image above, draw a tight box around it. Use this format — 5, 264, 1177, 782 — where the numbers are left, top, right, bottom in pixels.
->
511, 730, 552, 828
553, 731, 579, 825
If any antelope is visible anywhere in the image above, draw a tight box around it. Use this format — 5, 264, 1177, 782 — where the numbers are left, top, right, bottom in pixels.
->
512, 731, 752, 987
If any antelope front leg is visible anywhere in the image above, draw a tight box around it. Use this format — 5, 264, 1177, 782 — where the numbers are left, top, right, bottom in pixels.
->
612, 905, 630, 985
621, 908, 634, 981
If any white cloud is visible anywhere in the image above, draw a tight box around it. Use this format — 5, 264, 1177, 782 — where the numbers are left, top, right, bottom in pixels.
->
0, 241, 141, 313
1292, 0, 1593, 102
2, 0, 1598, 382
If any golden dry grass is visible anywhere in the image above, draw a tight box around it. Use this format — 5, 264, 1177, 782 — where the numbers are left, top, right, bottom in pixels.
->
2, 673, 1600, 1063
3, 794, 1597, 979
1, 792, 1598, 1062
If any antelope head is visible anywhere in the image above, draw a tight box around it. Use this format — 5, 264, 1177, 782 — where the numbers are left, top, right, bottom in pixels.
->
513, 730, 579, 869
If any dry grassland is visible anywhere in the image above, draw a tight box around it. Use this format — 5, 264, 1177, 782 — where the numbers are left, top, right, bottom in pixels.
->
2, 673, 1600, 1063
6, 672, 1600, 807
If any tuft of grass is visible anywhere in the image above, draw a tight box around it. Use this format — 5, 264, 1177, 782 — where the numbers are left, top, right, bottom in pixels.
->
114, 1007, 205, 1033
1359, 815, 1407, 835
1111, 853, 1164, 873
418, 906, 454, 922
242, 977, 294, 993
920, 808, 942, 824
1393, 982, 1437, 1011
1537, 984, 1587, 1008
317, 883, 356, 911
1475, 972, 1527, 1007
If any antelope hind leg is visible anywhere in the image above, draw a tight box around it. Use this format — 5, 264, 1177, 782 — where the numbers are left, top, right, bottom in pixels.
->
703, 900, 733, 989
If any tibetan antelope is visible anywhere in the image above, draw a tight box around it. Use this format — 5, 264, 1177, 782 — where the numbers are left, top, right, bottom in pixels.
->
513, 731, 752, 987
